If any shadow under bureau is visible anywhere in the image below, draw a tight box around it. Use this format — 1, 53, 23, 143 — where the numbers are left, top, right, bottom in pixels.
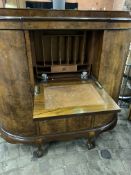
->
0, 9, 131, 157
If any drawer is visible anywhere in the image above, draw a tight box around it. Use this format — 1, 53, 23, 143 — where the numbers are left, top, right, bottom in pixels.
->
39, 118, 66, 135
39, 115, 92, 135
94, 113, 114, 128
51, 65, 77, 73
66, 115, 92, 132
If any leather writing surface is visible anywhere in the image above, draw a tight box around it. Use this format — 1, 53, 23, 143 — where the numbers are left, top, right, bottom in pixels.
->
33, 81, 120, 119
44, 84, 105, 109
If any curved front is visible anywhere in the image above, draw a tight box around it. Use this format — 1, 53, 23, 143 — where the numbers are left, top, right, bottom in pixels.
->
0, 30, 36, 138
0, 113, 117, 144
0, 9, 127, 146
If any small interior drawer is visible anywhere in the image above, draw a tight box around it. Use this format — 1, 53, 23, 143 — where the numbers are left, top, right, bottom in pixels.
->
51, 65, 77, 73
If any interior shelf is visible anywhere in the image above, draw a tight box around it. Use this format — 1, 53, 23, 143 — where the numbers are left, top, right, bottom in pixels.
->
30, 30, 103, 78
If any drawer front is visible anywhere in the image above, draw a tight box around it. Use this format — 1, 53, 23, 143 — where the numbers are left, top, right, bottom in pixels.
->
93, 113, 114, 128
39, 115, 92, 135
39, 119, 66, 135
39, 113, 115, 135
66, 115, 92, 132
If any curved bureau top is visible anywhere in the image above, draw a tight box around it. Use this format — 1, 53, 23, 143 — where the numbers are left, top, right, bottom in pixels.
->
0, 9, 130, 29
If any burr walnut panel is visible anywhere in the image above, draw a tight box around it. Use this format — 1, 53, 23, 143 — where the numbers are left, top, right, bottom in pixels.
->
0, 30, 36, 136
39, 113, 114, 135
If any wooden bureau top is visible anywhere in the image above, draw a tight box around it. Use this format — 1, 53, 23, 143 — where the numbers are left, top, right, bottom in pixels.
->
0, 9, 130, 30
0, 8, 130, 19
33, 80, 120, 120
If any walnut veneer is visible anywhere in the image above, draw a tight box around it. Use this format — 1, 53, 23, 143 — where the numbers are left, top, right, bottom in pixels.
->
0, 9, 130, 157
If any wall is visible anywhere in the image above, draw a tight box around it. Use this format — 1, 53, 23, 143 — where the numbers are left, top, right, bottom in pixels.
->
125, 0, 131, 10
1, 0, 52, 8
77, 0, 114, 10
68, 0, 126, 10
0, 0, 130, 10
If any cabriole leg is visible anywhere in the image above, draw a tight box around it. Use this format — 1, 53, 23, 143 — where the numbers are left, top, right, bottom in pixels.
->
33, 144, 44, 158
33, 142, 48, 158
87, 132, 96, 150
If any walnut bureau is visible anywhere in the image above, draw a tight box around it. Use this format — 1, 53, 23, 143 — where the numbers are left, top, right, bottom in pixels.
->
0, 9, 131, 157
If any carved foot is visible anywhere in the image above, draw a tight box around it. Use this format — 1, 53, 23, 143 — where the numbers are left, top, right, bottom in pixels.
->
87, 132, 96, 150
33, 144, 48, 158
33, 148, 44, 158
87, 140, 95, 150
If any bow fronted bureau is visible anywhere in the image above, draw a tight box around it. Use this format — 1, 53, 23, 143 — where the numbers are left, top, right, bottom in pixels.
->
0, 9, 130, 157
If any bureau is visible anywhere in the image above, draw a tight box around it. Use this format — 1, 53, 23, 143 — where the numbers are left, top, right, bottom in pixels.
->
0, 9, 131, 157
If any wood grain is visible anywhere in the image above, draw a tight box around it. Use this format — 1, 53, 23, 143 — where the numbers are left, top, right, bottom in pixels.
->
33, 81, 120, 119
0, 9, 130, 30
0, 9, 130, 150
0, 9, 130, 18
39, 113, 114, 135
0, 31, 36, 136
98, 30, 131, 101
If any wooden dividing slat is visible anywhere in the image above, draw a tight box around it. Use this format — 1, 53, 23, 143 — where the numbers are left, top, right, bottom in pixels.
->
59, 36, 63, 65
73, 36, 79, 64
34, 31, 43, 63
42, 36, 46, 66
51, 36, 58, 64
43, 36, 51, 65
66, 36, 72, 64
79, 32, 86, 64
50, 37, 54, 65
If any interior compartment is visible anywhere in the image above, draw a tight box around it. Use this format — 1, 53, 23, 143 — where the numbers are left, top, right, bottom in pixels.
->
29, 29, 119, 121
29, 30, 104, 82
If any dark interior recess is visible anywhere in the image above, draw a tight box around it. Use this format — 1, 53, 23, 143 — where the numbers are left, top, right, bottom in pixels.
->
29, 30, 104, 81
65, 2, 78, 9
26, 1, 53, 9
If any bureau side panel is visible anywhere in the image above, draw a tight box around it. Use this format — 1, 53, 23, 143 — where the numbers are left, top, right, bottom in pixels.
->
0, 30, 36, 137
98, 30, 131, 101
